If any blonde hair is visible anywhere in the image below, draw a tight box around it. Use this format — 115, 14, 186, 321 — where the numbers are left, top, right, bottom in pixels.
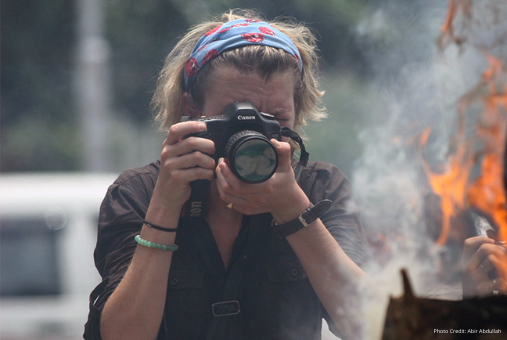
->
151, 9, 326, 132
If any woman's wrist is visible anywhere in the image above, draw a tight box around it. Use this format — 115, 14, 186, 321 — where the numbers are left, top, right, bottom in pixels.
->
271, 189, 311, 224
144, 199, 183, 232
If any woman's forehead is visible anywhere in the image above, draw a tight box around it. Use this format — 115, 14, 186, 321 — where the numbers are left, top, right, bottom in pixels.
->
206, 69, 294, 98
202, 69, 296, 117
206, 67, 296, 93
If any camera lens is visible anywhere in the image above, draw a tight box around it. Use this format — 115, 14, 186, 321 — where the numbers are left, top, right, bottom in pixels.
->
225, 130, 278, 183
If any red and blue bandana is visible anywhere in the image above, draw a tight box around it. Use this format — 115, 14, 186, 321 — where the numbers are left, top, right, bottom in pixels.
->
183, 18, 303, 91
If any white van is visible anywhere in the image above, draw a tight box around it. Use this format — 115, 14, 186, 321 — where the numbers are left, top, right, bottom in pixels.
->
0, 172, 342, 340
0, 173, 116, 340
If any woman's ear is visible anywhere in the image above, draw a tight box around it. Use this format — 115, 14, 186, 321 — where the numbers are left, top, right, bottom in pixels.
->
182, 92, 199, 117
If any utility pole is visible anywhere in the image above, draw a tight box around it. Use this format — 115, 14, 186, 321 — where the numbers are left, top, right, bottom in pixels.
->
74, 0, 112, 172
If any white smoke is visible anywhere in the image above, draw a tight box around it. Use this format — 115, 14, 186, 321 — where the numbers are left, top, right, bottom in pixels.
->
346, 1, 507, 339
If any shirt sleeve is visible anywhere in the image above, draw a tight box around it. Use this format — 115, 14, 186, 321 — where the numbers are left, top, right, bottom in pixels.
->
299, 161, 371, 268
84, 164, 158, 339
299, 162, 371, 340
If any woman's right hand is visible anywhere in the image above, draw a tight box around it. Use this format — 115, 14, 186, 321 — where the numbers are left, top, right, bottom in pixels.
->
101, 121, 215, 340
151, 121, 216, 212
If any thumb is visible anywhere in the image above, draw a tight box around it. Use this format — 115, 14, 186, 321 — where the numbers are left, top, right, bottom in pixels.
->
271, 139, 293, 171
486, 229, 498, 242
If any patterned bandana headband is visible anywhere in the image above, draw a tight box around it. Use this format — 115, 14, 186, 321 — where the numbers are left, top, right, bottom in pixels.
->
183, 18, 303, 91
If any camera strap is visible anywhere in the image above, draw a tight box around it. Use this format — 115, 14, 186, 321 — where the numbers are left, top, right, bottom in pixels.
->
182, 179, 210, 218
281, 127, 309, 182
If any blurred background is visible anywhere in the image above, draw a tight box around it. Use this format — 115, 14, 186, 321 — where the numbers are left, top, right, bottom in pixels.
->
1, 0, 447, 177
2, 0, 466, 339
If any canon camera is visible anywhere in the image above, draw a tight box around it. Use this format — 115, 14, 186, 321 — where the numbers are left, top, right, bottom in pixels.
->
181, 102, 310, 218
182, 101, 282, 183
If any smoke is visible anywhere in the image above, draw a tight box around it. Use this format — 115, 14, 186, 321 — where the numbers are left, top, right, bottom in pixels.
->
346, 0, 507, 338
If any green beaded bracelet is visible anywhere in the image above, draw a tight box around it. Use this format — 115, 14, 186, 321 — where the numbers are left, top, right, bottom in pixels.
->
134, 235, 178, 251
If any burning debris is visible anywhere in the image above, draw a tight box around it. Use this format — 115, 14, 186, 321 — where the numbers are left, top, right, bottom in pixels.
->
382, 269, 507, 340
420, 0, 507, 276
380, 1, 507, 338
352, 1, 507, 339
419, 55, 507, 246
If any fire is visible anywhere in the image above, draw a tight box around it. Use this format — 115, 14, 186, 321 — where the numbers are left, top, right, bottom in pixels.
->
421, 56, 507, 245
419, 125, 473, 246
467, 56, 507, 242
438, 0, 472, 49
418, 0, 507, 251
420, 0, 507, 248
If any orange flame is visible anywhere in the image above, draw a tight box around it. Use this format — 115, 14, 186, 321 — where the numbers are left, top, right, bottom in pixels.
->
468, 56, 507, 242
438, 0, 472, 50
421, 56, 507, 245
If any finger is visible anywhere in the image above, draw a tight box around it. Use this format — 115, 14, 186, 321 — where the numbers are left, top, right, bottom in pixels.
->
486, 229, 498, 241
489, 251, 507, 279
468, 243, 495, 269
463, 236, 494, 262
215, 173, 249, 210
215, 158, 232, 191
169, 167, 215, 184
216, 158, 272, 195
163, 136, 215, 159
478, 259, 493, 275
215, 159, 269, 212
468, 243, 506, 277
474, 281, 494, 297
476, 278, 506, 296
164, 121, 207, 145
478, 247, 507, 273
164, 151, 216, 172
271, 139, 293, 172
468, 260, 489, 284
215, 160, 249, 203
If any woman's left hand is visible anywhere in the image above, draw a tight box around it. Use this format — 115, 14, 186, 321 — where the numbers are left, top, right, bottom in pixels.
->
215, 139, 310, 222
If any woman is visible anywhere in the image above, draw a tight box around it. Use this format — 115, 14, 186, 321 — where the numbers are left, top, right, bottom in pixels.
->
85, 10, 374, 340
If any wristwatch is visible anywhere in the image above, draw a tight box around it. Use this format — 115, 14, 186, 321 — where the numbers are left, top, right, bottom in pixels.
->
272, 199, 332, 237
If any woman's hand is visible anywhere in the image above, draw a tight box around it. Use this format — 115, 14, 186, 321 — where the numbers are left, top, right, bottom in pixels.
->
101, 122, 216, 340
462, 231, 507, 297
151, 121, 216, 212
215, 139, 309, 221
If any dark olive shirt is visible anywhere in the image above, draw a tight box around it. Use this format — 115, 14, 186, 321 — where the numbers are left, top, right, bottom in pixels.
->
84, 160, 370, 340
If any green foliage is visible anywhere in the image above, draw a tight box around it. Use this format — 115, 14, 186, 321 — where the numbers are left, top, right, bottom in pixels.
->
304, 72, 377, 178
1, 0, 76, 171
2, 0, 423, 172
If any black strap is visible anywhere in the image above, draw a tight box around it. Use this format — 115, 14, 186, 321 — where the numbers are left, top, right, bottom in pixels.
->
281, 127, 309, 182
182, 179, 210, 218
204, 215, 268, 340
272, 199, 332, 237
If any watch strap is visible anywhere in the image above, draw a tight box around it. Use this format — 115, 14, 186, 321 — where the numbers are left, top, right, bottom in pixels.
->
272, 199, 332, 237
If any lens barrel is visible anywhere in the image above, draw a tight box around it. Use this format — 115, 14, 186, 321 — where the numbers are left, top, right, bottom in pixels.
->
225, 130, 278, 183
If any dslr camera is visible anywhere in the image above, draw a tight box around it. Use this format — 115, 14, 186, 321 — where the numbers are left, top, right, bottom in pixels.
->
181, 102, 308, 218
182, 101, 282, 184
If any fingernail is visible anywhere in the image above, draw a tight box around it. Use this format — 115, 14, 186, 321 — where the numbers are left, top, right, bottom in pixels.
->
198, 122, 206, 131
272, 139, 281, 147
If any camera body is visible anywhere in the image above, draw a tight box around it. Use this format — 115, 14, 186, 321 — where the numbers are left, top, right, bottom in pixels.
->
181, 102, 283, 217
182, 101, 282, 183
180, 102, 310, 218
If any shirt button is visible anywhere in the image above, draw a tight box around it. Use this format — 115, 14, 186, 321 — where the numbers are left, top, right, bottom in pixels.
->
291, 269, 299, 276
170, 278, 179, 286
